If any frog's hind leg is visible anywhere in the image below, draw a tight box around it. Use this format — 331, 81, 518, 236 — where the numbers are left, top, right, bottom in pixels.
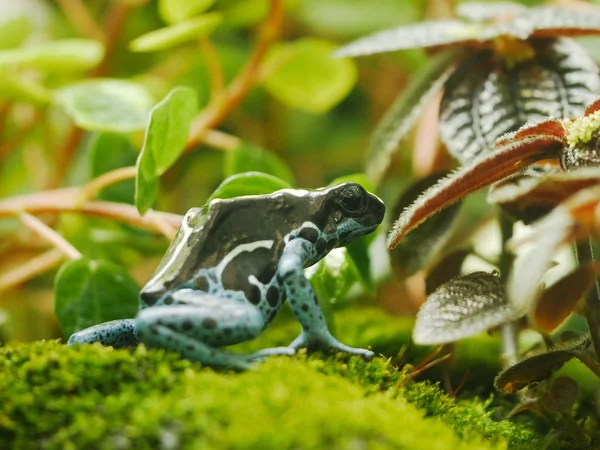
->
67, 319, 138, 348
135, 290, 294, 369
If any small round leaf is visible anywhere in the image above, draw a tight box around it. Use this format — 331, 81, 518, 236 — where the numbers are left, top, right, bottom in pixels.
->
207, 171, 292, 202
263, 38, 357, 114
55, 79, 155, 133
130, 13, 222, 52
159, 0, 216, 24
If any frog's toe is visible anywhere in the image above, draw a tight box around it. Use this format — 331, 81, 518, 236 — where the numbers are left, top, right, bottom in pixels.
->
248, 346, 296, 362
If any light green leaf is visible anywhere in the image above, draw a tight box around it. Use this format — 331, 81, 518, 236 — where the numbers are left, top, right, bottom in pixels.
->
135, 86, 198, 213
0, 16, 31, 50
262, 38, 357, 114
159, 0, 216, 24
55, 79, 155, 133
130, 13, 222, 52
0, 73, 52, 104
0, 39, 104, 72
224, 143, 295, 185
54, 258, 140, 338
207, 171, 291, 202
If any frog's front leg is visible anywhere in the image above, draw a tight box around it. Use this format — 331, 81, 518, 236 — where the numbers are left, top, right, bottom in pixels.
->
135, 290, 294, 370
279, 238, 375, 361
68, 319, 138, 348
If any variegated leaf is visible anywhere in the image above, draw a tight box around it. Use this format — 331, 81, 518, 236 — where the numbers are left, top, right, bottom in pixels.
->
390, 172, 462, 280
529, 7, 600, 38
366, 50, 457, 185
387, 132, 563, 249
533, 263, 595, 332
440, 39, 599, 164
488, 166, 600, 223
456, 2, 526, 23
412, 272, 521, 345
333, 20, 478, 58
494, 336, 591, 393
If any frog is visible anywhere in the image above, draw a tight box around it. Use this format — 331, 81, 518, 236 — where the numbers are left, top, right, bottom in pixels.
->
68, 182, 385, 370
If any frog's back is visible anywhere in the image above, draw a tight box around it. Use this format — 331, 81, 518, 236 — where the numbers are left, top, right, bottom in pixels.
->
144, 190, 319, 298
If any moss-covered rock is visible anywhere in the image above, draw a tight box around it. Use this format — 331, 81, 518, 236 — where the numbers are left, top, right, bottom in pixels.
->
0, 309, 542, 449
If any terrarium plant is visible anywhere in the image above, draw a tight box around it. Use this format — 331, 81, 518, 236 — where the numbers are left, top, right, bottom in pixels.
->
391, 98, 600, 447
336, 1, 600, 185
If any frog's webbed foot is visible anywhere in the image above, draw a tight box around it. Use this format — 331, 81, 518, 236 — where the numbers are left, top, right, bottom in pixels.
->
67, 319, 138, 348
289, 331, 375, 361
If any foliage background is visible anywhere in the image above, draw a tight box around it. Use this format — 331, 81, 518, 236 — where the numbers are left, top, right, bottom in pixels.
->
0, 0, 593, 343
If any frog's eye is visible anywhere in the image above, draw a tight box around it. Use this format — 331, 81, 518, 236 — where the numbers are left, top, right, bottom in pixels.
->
339, 184, 367, 214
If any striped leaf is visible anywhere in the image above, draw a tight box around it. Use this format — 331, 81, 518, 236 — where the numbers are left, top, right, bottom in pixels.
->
456, 2, 526, 23
333, 20, 478, 58
365, 50, 457, 185
529, 7, 600, 38
440, 39, 600, 164
413, 272, 520, 345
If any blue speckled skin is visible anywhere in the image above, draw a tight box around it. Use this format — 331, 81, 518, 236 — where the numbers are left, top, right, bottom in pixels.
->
68, 183, 385, 369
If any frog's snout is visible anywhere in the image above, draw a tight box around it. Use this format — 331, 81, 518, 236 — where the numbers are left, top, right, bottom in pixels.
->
368, 194, 386, 225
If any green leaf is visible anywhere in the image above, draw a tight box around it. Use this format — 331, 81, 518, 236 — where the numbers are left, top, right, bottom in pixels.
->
365, 50, 457, 186
135, 86, 198, 213
159, 0, 216, 23
88, 133, 138, 204
0, 16, 31, 50
54, 258, 140, 338
130, 13, 222, 52
0, 39, 104, 72
55, 79, 155, 133
224, 144, 295, 185
0, 73, 52, 104
413, 272, 521, 345
207, 172, 292, 202
390, 172, 462, 280
262, 38, 357, 114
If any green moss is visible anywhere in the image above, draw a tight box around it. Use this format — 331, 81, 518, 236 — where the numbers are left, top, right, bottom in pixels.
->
0, 309, 542, 449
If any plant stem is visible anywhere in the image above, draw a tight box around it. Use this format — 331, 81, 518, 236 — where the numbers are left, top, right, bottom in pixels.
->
574, 352, 600, 381
0, 249, 65, 292
18, 212, 82, 260
57, 0, 105, 41
560, 411, 590, 448
499, 212, 519, 367
186, 0, 284, 150
575, 240, 600, 361
78, 166, 137, 202
0, 188, 182, 238
199, 38, 225, 99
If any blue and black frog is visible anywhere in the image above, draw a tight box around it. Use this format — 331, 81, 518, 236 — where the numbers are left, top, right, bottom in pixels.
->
69, 182, 385, 369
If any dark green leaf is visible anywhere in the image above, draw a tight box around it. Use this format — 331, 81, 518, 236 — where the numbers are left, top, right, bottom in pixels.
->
55, 79, 155, 133
413, 272, 520, 345
365, 50, 457, 185
54, 259, 139, 338
130, 13, 222, 52
88, 133, 138, 204
207, 171, 292, 202
391, 172, 462, 280
0, 39, 103, 72
263, 38, 357, 113
0, 16, 31, 50
494, 336, 591, 393
333, 20, 478, 58
159, 0, 216, 24
541, 376, 579, 413
224, 144, 295, 185
440, 39, 599, 164
136, 86, 198, 213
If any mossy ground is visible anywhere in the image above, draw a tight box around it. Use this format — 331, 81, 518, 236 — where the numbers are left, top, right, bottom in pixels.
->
0, 309, 543, 449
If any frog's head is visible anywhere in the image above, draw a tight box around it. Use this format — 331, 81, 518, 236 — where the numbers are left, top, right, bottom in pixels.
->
316, 182, 385, 248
